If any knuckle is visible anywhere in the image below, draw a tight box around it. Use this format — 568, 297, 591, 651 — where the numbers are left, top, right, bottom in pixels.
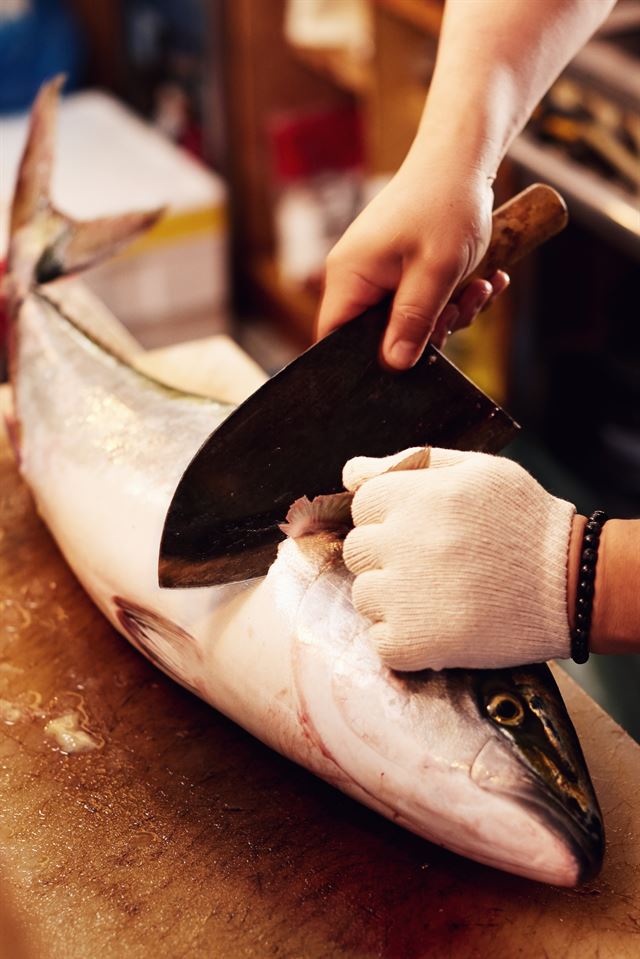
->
499, 458, 535, 499
351, 476, 390, 525
436, 493, 468, 528
439, 250, 467, 284
474, 454, 531, 496
414, 244, 466, 286
391, 303, 432, 338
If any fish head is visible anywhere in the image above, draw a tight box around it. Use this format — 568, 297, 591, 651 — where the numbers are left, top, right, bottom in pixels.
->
465, 664, 604, 885
382, 663, 604, 887
288, 548, 604, 888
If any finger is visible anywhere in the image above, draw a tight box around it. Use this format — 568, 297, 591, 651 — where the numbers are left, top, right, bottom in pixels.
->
343, 447, 424, 491
316, 265, 391, 341
453, 278, 492, 331
489, 269, 510, 296
369, 621, 434, 672
430, 268, 511, 348
381, 258, 462, 369
451, 271, 510, 335
485, 269, 510, 307
352, 569, 387, 623
351, 474, 394, 526
427, 447, 470, 469
343, 525, 383, 575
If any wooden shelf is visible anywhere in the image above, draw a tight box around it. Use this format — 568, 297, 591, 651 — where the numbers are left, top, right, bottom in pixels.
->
251, 256, 320, 345
290, 44, 373, 97
375, 0, 443, 37
228, 0, 443, 344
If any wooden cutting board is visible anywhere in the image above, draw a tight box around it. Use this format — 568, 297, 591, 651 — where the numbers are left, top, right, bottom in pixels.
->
1, 377, 639, 959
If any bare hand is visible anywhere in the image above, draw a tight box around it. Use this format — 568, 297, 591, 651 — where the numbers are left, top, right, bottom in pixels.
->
316, 158, 509, 368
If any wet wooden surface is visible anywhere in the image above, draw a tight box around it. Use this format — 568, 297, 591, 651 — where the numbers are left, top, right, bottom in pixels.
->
1, 383, 639, 959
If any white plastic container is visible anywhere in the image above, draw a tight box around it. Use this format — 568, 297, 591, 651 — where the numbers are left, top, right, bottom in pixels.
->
0, 90, 229, 345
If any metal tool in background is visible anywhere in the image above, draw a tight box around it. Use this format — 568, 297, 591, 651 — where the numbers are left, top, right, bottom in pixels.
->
159, 183, 568, 589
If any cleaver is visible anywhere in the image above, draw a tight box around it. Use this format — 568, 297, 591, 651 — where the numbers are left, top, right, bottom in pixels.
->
159, 183, 567, 588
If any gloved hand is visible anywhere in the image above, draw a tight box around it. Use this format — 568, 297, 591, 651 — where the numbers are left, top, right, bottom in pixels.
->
342, 447, 576, 671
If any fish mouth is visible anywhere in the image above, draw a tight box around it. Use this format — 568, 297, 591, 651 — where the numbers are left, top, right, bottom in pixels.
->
470, 735, 603, 885
521, 776, 603, 885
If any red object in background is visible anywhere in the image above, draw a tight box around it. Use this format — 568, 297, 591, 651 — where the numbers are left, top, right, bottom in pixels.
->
269, 105, 364, 182
180, 121, 205, 162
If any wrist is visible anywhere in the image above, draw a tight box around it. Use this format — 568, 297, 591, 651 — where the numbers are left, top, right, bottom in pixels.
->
591, 520, 640, 655
568, 515, 640, 655
567, 514, 587, 634
407, 111, 501, 188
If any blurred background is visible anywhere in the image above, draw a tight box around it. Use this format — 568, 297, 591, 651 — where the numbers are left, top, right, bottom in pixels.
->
1, 0, 639, 737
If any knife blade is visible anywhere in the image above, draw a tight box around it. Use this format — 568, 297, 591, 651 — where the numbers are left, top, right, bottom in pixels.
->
159, 183, 567, 588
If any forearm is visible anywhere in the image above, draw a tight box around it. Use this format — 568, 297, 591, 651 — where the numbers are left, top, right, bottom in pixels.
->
409, 0, 616, 179
568, 516, 640, 655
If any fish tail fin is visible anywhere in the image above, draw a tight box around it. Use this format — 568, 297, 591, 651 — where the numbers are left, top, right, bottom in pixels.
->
34, 209, 164, 284
8, 76, 163, 293
8, 76, 62, 240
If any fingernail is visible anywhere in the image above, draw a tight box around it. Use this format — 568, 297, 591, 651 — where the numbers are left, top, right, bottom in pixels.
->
386, 340, 419, 369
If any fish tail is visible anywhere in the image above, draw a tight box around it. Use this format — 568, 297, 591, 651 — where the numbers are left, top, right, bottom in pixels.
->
8, 76, 163, 296
8, 76, 63, 241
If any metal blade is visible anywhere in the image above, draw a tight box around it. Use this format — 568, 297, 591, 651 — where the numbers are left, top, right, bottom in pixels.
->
159, 300, 518, 588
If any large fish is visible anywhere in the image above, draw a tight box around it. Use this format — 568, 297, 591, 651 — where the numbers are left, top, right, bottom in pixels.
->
3, 80, 604, 887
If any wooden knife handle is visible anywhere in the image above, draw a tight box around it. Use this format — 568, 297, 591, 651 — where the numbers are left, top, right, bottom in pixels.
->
463, 182, 568, 287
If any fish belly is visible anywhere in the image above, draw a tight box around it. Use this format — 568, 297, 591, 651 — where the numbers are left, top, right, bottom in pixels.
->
12, 292, 344, 783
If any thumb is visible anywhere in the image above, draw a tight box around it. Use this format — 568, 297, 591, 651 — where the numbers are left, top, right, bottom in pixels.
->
428, 448, 475, 469
343, 446, 427, 491
381, 257, 462, 369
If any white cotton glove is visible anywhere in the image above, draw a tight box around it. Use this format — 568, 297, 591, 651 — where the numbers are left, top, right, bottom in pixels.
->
342, 447, 576, 671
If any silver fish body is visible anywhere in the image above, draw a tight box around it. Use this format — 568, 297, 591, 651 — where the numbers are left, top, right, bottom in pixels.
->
4, 81, 604, 887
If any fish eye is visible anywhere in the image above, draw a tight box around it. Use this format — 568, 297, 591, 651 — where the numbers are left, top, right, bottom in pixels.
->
486, 693, 525, 726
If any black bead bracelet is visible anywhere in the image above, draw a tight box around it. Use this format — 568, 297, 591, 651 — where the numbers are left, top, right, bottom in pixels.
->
571, 509, 608, 664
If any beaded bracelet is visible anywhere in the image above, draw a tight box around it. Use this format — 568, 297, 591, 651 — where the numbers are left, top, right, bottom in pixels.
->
571, 509, 608, 664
